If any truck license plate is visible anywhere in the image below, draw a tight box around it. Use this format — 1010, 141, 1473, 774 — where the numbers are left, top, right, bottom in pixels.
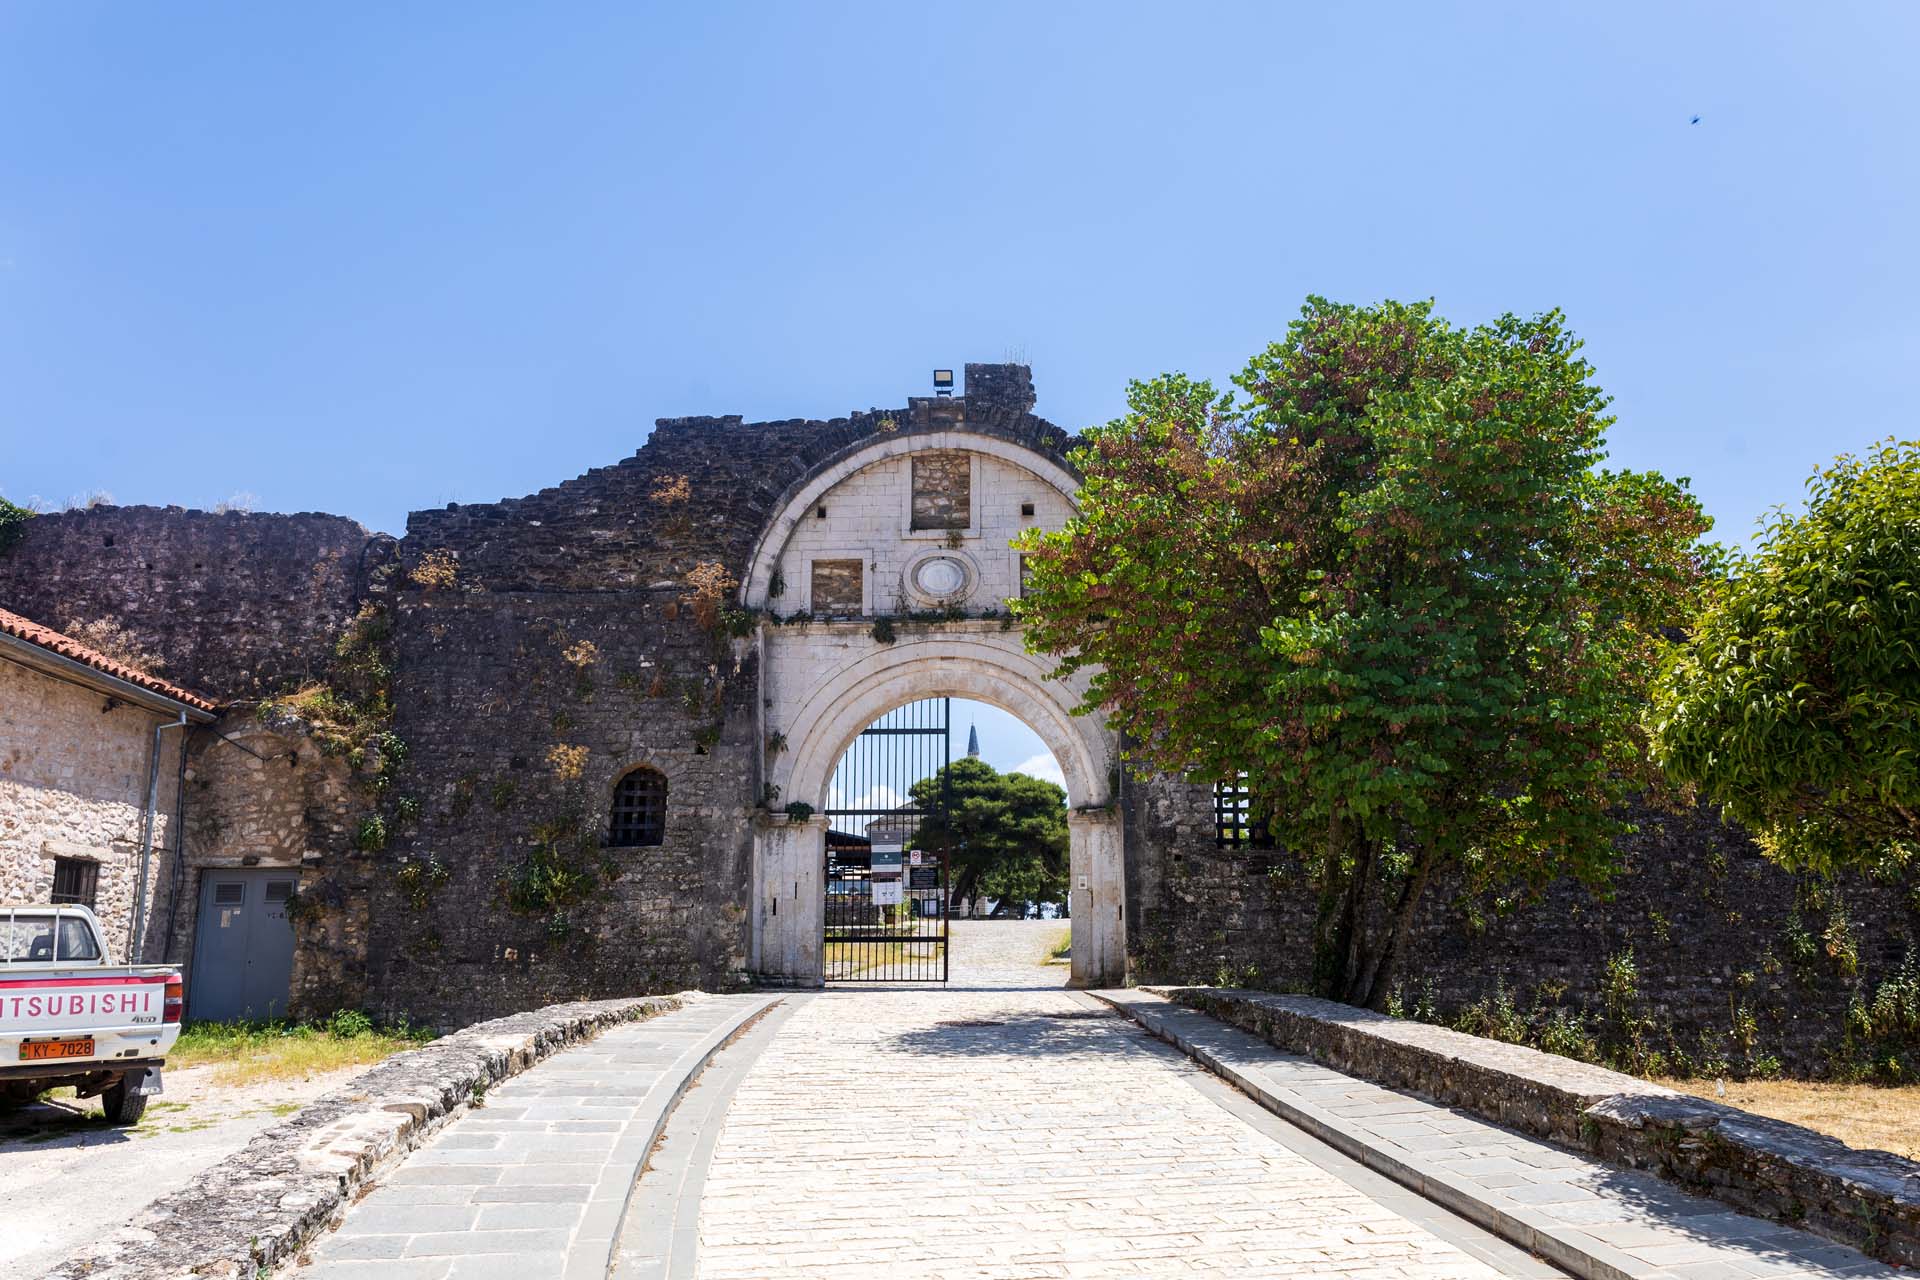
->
20, 1038, 95, 1061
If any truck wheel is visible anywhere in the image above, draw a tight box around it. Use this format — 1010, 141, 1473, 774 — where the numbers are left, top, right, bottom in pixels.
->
101, 1076, 148, 1126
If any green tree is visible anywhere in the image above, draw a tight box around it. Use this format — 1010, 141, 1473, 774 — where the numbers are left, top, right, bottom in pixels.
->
0, 495, 35, 554
1651, 438, 1920, 878
908, 756, 1069, 914
1014, 298, 1713, 1008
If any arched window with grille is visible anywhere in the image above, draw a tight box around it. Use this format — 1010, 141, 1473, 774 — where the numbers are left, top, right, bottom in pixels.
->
607, 767, 668, 847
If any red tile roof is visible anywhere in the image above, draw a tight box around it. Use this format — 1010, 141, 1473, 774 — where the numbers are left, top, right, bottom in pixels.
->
0, 607, 219, 713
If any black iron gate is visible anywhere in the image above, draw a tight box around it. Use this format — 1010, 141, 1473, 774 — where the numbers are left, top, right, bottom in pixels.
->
821, 697, 950, 983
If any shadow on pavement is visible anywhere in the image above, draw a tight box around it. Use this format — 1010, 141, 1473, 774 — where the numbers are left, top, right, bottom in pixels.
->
881, 1006, 1157, 1059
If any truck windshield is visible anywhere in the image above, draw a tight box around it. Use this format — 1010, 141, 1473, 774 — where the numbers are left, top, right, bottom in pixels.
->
0, 913, 102, 963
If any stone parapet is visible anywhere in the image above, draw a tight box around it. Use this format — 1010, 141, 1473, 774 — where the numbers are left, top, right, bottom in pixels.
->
1166, 986, 1920, 1268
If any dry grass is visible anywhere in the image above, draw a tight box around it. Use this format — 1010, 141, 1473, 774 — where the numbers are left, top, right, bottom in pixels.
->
170, 1017, 433, 1087
1047, 928, 1071, 963
1660, 1078, 1920, 1160
823, 940, 938, 976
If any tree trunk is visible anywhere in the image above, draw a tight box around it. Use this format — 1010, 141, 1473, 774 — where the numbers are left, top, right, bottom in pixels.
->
1356, 846, 1438, 1011
1338, 838, 1379, 1005
949, 864, 980, 915
1311, 816, 1363, 1000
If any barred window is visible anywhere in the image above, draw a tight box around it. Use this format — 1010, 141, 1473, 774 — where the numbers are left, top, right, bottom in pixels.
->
608, 768, 668, 847
51, 857, 100, 908
1213, 775, 1273, 848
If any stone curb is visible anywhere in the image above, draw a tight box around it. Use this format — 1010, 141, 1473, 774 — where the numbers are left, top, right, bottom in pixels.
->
563, 994, 784, 1280
49, 992, 696, 1280
1127, 986, 1920, 1270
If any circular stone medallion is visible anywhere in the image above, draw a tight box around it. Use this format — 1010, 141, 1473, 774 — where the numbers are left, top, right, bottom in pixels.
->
914, 556, 968, 598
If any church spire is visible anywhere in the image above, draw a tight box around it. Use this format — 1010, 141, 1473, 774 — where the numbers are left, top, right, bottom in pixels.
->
966, 724, 980, 758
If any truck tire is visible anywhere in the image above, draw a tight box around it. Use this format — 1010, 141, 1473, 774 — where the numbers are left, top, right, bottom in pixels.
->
101, 1076, 148, 1126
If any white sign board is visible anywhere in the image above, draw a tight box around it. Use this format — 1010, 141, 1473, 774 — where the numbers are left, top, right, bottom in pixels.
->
870, 879, 905, 906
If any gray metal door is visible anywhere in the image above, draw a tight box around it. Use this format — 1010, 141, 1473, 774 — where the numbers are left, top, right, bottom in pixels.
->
189, 869, 297, 1021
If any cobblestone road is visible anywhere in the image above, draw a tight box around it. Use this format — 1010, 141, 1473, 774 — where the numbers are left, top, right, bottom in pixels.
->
696, 922, 1513, 1278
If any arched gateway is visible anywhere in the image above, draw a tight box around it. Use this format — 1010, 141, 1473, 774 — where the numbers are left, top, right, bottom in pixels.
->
739, 403, 1124, 988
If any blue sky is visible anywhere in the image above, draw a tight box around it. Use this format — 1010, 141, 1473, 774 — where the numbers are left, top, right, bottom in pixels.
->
951, 701, 1063, 793
3, 5, 1916, 545
13, 6, 1913, 785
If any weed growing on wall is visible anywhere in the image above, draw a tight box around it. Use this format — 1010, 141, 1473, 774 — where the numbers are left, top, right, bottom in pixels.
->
499, 812, 619, 941
394, 856, 451, 911
546, 744, 589, 782
1838, 948, 1920, 1081
259, 602, 400, 778
353, 814, 388, 852
409, 548, 458, 590
59, 616, 167, 673
682, 562, 737, 631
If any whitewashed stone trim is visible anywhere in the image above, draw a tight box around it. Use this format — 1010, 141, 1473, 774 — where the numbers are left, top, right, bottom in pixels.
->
741, 432, 1079, 608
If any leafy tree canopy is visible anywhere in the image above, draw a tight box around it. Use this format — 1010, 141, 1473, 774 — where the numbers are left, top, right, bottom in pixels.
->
1652, 438, 1920, 879
909, 756, 1069, 912
1015, 297, 1714, 1007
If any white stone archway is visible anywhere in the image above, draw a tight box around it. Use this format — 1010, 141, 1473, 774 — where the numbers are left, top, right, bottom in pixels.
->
743, 427, 1124, 989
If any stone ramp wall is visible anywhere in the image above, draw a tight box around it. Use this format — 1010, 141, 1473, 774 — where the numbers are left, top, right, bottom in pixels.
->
1170, 986, 1920, 1268
47, 993, 692, 1280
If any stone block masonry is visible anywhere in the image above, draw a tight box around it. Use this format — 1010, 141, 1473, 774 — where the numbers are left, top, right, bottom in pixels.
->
909, 451, 970, 529
808, 558, 862, 614
0, 656, 184, 957
1124, 773, 1920, 1073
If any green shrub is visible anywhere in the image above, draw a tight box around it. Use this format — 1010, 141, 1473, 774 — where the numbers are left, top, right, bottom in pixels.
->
327, 1009, 374, 1039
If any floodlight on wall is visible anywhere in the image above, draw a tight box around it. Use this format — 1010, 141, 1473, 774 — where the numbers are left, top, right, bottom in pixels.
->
933, 369, 955, 397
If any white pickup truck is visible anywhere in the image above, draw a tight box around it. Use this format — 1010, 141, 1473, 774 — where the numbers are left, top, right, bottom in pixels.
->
1, 904, 182, 1124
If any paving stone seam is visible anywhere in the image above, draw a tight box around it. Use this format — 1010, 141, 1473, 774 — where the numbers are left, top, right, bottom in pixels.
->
611, 994, 808, 1279
1093, 991, 1726, 1280
562, 994, 786, 1280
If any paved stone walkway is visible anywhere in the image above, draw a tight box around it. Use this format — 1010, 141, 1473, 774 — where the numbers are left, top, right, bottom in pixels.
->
298, 993, 776, 1279
694, 923, 1530, 1278
292, 922, 1893, 1279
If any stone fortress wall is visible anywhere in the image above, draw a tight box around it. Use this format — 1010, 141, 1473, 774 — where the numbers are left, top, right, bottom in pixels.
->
1128, 775, 1919, 1071
0, 364, 1911, 1068
0, 505, 391, 701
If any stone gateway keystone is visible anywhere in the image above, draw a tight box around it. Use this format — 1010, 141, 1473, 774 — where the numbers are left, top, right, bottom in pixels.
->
0, 363, 1911, 1072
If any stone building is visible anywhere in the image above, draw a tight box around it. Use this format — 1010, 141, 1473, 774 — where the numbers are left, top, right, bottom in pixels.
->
0, 607, 215, 960
0, 364, 1912, 1070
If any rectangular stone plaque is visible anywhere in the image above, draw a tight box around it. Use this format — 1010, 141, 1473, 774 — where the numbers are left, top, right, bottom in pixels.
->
911, 453, 970, 530
810, 558, 862, 614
